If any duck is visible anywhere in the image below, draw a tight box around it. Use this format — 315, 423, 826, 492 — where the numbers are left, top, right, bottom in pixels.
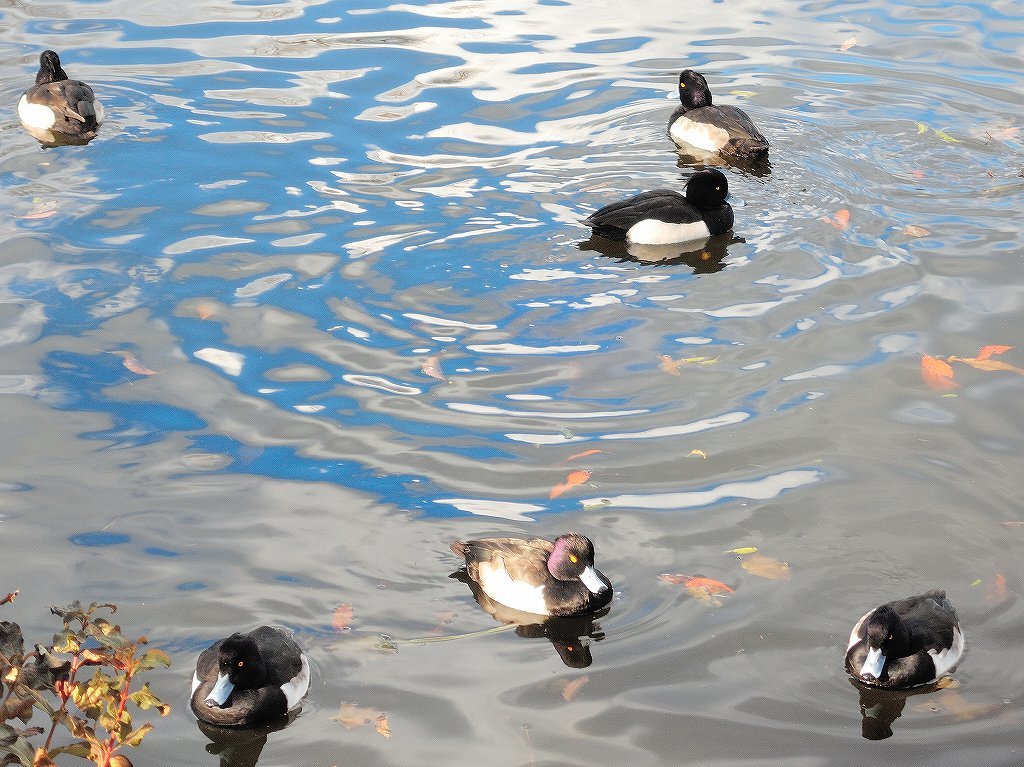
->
845, 590, 965, 689
668, 70, 768, 160
582, 168, 733, 245
190, 626, 310, 727
18, 50, 104, 139
450, 533, 612, 617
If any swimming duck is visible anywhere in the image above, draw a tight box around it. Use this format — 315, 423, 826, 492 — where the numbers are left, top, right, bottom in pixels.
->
191, 626, 310, 727
582, 168, 733, 245
846, 590, 965, 689
18, 50, 104, 139
450, 533, 612, 617
668, 70, 768, 160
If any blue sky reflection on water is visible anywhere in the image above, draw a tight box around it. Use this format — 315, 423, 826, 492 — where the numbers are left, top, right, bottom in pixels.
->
1, 0, 1024, 764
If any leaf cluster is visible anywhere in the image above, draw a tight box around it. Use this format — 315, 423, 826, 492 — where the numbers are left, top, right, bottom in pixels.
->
0, 594, 169, 767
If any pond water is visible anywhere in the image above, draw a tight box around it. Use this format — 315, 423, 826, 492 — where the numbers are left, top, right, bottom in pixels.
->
2, 0, 1024, 764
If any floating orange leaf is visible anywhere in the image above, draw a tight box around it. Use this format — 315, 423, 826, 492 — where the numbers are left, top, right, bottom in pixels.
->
0, 589, 18, 606
660, 355, 717, 376
824, 209, 850, 230
560, 675, 589, 701
975, 345, 1013, 360
331, 703, 390, 737
421, 354, 446, 382
910, 169, 925, 180
949, 354, 1024, 376
659, 355, 683, 377
839, 36, 858, 51
902, 225, 930, 237
550, 470, 590, 499
688, 449, 707, 460
660, 574, 734, 606
196, 305, 216, 320
984, 573, 1007, 603
740, 553, 791, 580
332, 603, 354, 631
921, 355, 958, 391
122, 356, 158, 376
1000, 520, 1024, 528
565, 449, 602, 462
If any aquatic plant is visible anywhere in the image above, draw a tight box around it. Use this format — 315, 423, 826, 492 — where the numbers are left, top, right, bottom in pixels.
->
0, 591, 169, 767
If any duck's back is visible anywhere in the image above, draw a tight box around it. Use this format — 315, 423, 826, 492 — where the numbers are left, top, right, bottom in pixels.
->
670, 103, 768, 158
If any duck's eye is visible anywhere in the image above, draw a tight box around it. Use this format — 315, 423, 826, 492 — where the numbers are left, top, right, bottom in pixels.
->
680, 83, 686, 89
715, 186, 721, 191
237, 661, 244, 668
568, 554, 578, 564
887, 634, 893, 641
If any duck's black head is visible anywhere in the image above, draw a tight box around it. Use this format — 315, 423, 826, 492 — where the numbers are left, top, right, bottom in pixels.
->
684, 169, 729, 209
858, 606, 911, 680
678, 69, 713, 110
36, 50, 69, 86
217, 633, 267, 691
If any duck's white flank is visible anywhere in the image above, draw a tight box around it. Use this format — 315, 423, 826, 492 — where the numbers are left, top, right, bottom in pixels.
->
626, 218, 711, 245
670, 116, 729, 153
929, 625, 965, 677
17, 95, 56, 129
478, 559, 548, 615
281, 653, 311, 710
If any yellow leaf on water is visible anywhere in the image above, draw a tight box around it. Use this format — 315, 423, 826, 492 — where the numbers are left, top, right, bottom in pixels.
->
916, 122, 929, 134
726, 547, 758, 555
740, 553, 791, 580
933, 129, 960, 143
729, 90, 757, 98
688, 449, 707, 460
949, 355, 1024, 376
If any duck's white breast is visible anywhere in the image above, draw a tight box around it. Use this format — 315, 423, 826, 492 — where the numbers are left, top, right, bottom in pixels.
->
18, 94, 56, 130
670, 115, 730, 153
478, 559, 549, 615
626, 218, 710, 245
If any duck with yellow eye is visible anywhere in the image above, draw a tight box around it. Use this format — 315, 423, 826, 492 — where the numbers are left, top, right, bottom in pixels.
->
845, 590, 965, 689
669, 69, 769, 160
450, 533, 612, 617
191, 626, 310, 727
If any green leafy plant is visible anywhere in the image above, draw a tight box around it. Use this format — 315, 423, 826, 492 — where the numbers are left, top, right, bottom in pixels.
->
0, 591, 170, 767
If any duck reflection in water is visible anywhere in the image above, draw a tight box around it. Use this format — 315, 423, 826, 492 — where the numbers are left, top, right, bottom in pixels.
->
450, 569, 608, 668
580, 231, 740, 273
196, 713, 295, 767
850, 678, 940, 740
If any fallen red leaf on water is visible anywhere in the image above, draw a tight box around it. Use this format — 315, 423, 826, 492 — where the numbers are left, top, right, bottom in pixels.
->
984, 574, 1007, 603
196, 305, 216, 320
660, 574, 735, 606
332, 603, 354, 631
975, 345, 1014, 360
740, 553, 791, 580
122, 356, 159, 376
375, 714, 392, 739
421, 355, 446, 382
550, 470, 590, 499
0, 590, 18, 606
921, 355, 958, 391
560, 675, 589, 701
1000, 521, 1024, 528
824, 209, 850, 230
910, 170, 926, 180
565, 449, 602, 462
839, 36, 858, 51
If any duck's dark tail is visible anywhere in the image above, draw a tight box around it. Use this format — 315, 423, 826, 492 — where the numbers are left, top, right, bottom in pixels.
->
449, 541, 468, 557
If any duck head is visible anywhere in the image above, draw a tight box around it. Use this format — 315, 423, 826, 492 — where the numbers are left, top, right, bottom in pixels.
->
858, 606, 911, 681
685, 169, 729, 210
547, 533, 607, 595
36, 50, 69, 85
205, 633, 267, 708
678, 69, 713, 110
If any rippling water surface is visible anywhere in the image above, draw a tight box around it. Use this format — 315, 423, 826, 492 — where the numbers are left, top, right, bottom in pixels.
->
2, 0, 1024, 764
